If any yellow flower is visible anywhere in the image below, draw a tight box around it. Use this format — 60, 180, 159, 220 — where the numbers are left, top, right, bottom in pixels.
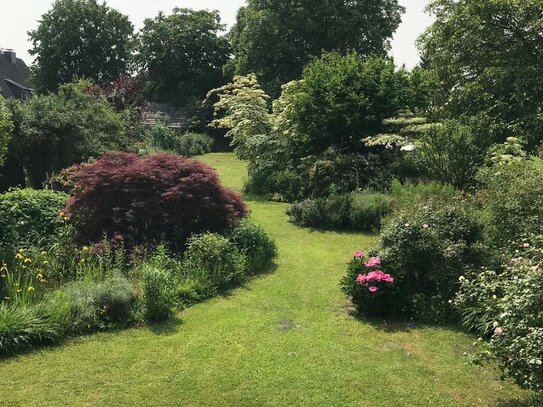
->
41, 251, 47, 256
80, 259, 85, 264
24, 258, 32, 264
43, 260, 49, 265
27, 286, 35, 293
36, 273, 44, 279
15, 253, 24, 260
18, 249, 24, 253
16, 289, 21, 293
82, 246, 90, 253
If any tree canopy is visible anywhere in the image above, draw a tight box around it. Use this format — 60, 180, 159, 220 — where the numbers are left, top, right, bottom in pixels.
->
0, 96, 13, 165
29, 0, 135, 94
137, 8, 231, 106
226, 0, 404, 95
419, 0, 543, 148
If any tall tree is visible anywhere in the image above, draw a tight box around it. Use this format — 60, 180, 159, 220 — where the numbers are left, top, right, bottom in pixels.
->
0, 96, 12, 165
419, 0, 543, 149
29, 0, 134, 94
227, 0, 404, 95
137, 8, 231, 106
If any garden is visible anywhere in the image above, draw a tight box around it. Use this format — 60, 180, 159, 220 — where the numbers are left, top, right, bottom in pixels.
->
1, 0, 542, 406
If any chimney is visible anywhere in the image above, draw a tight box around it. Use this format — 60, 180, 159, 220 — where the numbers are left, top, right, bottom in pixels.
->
2, 49, 16, 64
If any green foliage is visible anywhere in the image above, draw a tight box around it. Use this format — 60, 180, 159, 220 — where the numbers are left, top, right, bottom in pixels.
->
419, 0, 543, 149
389, 179, 457, 210
416, 121, 483, 189
0, 95, 12, 166
176, 132, 214, 157
139, 248, 177, 322
227, 0, 404, 95
0, 188, 68, 263
478, 145, 543, 249
208, 74, 272, 159
0, 303, 63, 356
29, 0, 134, 94
138, 8, 230, 105
227, 220, 277, 274
287, 195, 352, 230
60, 276, 135, 333
455, 237, 543, 390
378, 200, 489, 323
350, 192, 395, 232
286, 53, 407, 155
182, 233, 247, 293
144, 123, 178, 152
11, 81, 127, 187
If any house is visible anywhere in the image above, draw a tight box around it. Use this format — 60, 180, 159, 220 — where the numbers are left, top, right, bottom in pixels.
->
0, 48, 32, 100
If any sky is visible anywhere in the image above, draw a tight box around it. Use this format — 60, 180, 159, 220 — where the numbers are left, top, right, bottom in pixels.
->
1, 0, 433, 68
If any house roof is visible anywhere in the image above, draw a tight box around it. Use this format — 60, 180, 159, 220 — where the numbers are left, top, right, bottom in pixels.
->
142, 101, 189, 129
0, 50, 32, 100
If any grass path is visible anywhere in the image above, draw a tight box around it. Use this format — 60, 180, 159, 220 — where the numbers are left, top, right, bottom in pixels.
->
0, 153, 529, 406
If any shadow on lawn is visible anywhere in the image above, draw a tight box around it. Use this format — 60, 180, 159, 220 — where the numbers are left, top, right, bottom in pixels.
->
497, 394, 543, 407
149, 315, 183, 336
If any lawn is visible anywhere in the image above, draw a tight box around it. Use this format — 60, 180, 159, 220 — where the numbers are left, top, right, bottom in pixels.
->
0, 153, 530, 406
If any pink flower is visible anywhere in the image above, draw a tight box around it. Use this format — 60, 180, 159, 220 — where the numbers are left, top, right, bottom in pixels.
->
368, 286, 379, 293
354, 251, 365, 258
494, 327, 503, 336
382, 274, 394, 284
366, 270, 385, 282
364, 257, 381, 268
356, 274, 366, 284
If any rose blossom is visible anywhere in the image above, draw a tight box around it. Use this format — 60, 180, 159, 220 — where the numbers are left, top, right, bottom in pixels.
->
356, 274, 366, 284
364, 257, 381, 268
368, 286, 378, 293
354, 251, 365, 258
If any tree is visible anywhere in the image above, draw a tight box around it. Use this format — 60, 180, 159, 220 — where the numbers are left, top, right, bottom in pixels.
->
284, 53, 407, 156
29, 0, 134, 94
207, 74, 272, 159
418, 0, 543, 149
137, 8, 231, 106
0, 96, 12, 165
227, 0, 404, 95
11, 81, 127, 188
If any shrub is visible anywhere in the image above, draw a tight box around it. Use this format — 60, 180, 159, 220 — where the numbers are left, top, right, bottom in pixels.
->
377, 200, 489, 323
144, 123, 178, 152
455, 236, 543, 391
140, 248, 177, 321
416, 121, 483, 189
341, 252, 399, 317
0, 303, 63, 356
175, 132, 214, 157
350, 191, 394, 232
10, 81, 127, 188
227, 220, 277, 274
0, 188, 68, 263
182, 233, 247, 292
478, 155, 543, 249
0, 95, 12, 166
60, 276, 136, 333
389, 179, 457, 210
65, 152, 247, 252
287, 195, 352, 230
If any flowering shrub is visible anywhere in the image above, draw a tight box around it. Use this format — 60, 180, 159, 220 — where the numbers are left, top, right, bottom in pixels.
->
376, 200, 491, 323
455, 236, 543, 390
65, 152, 247, 252
340, 251, 399, 317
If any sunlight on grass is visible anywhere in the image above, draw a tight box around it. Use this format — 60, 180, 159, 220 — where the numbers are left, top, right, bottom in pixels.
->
0, 153, 531, 406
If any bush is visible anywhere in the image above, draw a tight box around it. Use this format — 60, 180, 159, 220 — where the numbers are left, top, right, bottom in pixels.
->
350, 191, 394, 231
0, 188, 68, 263
182, 233, 247, 293
389, 179, 457, 210
60, 276, 136, 333
0, 95, 12, 166
175, 132, 214, 157
65, 152, 247, 252
227, 220, 277, 274
140, 248, 177, 321
0, 302, 64, 356
376, 200, 489, 323
455, 236, 543, 390
287, 195, 352, 230
144, 123, 178, 152
341, 252, 399, 317
479, 155, 543, 249
416, 121, 483, 189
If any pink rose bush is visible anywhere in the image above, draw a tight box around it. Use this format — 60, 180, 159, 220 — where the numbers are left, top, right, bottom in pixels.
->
341, 250, 399, 317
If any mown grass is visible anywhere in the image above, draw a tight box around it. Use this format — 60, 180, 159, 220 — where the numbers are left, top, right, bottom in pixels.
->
0, 153, 532, 406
